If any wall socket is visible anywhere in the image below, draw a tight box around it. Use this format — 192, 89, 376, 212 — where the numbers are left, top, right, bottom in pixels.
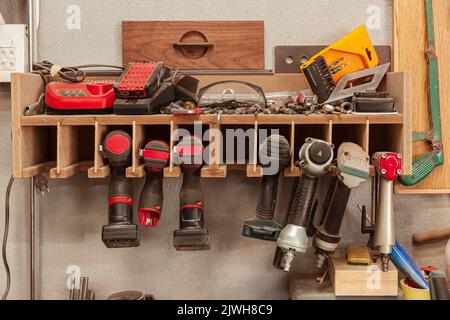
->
0, 24, 29, 83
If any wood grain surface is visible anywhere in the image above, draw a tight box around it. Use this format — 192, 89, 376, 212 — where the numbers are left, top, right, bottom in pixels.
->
394, 0, 450, 193
122, 21, 264, 70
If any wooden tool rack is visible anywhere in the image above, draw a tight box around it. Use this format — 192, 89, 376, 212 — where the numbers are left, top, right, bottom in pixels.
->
11, 72, 412, 188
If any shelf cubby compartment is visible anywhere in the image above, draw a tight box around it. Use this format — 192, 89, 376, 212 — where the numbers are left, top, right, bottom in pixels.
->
50, 124, 95, 179
19, 126, 57, 178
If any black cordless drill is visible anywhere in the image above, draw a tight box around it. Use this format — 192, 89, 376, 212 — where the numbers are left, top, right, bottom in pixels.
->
173, 135, 210, 251
242, 135, 291, 241
101, 130, 140, 248
138, 140, 170, 227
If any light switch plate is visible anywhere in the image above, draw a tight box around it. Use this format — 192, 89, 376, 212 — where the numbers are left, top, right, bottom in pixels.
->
0, 24, 29, 83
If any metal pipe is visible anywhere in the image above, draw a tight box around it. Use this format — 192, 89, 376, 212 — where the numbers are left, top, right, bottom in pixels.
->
30, 177, 36, 300
28, 0, 39, 70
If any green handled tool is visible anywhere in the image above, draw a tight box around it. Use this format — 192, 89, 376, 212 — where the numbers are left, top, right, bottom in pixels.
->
400, 0, 444, 186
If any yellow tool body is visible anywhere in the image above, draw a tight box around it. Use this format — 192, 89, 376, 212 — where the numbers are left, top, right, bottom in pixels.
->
301, 25, 379, 104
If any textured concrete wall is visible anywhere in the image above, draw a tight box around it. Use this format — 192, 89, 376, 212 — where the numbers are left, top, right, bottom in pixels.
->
0, 0, 449, 300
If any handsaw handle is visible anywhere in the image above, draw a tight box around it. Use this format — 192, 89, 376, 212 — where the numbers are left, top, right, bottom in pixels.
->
399, 151, 443, 186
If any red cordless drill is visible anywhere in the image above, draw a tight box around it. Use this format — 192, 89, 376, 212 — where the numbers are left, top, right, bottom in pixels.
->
101, 130, 139, 248
173, 135, 210, 251
138, 140, 170, 227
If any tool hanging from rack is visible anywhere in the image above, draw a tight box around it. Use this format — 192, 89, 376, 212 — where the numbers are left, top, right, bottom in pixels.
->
275, 138, 334, 272
138, 140, 170, 227
100, 130, 140, 248
312, 143, 370, 269
173, 135, 210, 251
400, 0, 444, 186
242, 135, 291, 241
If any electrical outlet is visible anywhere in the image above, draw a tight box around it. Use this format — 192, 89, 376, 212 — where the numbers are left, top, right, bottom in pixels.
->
0, 24, 29, 83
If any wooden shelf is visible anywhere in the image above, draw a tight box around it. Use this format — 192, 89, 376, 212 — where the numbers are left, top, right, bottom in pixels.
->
20, 114, 404, 127
11, 72, 412, 190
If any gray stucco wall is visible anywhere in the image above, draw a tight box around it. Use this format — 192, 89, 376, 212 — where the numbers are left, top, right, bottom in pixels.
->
0, 0, 448, 300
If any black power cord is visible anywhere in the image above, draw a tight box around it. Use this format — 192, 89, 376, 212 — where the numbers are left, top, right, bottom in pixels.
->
1, 175, 14, 300
32, 60, 124, 85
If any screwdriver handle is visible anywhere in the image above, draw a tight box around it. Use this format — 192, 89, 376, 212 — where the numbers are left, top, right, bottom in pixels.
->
413, 227, 450, 245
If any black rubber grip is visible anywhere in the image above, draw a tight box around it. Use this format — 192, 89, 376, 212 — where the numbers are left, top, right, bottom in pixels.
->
288, 175, 318, 227
108, 166, 133, 225
179, 169, 204, 230
138, 172, 163, 212
320, 179, 351, 236
256, 174, 280, 220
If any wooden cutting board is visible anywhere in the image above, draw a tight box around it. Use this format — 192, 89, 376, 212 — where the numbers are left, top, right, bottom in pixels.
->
394, 0, 450, 194
122, 21, 264, 70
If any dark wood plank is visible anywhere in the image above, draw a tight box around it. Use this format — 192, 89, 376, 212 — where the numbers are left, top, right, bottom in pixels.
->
122, 21, 265, 70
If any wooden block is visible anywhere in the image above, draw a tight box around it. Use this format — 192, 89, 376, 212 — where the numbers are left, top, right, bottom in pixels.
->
164, 166, 181, 178
88, 165, 110, 179
284, 166, 301, 177
246, 164, 263, 178
347, 244, 372, 266
123, 21, 264, 70
50, 161, 92, 179
126, 165, 146, 179
329, 257, 399, 297
201, 165, 227, 178
22, 161, 56, 179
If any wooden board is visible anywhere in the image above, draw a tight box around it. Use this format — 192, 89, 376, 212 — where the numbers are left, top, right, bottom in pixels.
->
394, 0, 450, 194
330, 257, 399, 297
122, 21, 264, 70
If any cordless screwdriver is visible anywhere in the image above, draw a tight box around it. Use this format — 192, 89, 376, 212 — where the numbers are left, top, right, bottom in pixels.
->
276, 138, 334, 272
173, 135, 210, 251
101, 130, 139, 248
138, 140, 170, 227
313, 143, 370, 269
242, 135, 291, 241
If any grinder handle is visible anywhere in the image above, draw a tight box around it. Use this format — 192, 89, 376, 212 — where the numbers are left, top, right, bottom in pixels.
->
256, 174, 280, 220
288, 175, 318, 227
413, 227, 450, 246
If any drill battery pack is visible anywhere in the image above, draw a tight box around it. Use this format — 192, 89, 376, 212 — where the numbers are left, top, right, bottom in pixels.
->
301, 25, 379, 104
114, 61, 165, 99
113, 61, 199, 115
113, 82, 176, 115
102, 224, 140, 249
173, 229, 210, 251
45, 81, 116, 114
